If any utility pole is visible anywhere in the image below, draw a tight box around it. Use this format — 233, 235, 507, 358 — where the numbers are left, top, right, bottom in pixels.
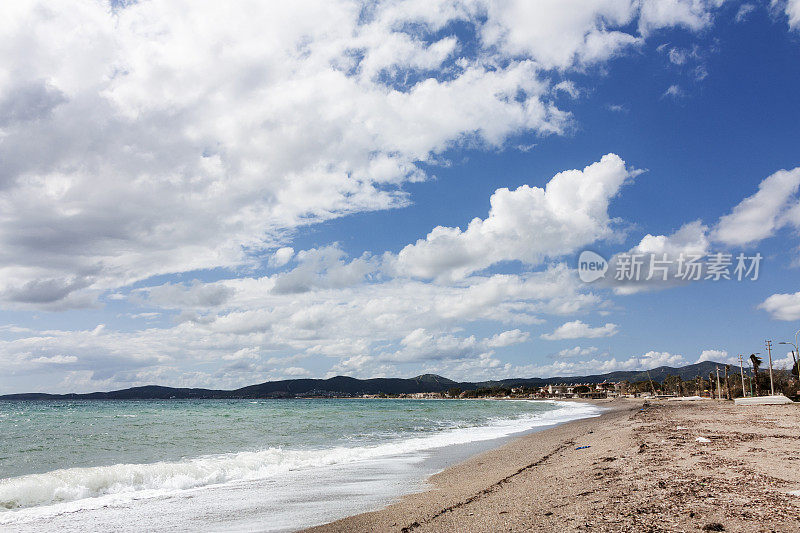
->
715, 366, 722, 400
779, 336, 800, 385
765, 340, 775, 396
738, 354, 747, 397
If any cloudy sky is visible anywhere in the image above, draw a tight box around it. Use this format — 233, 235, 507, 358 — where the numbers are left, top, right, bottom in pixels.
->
2, 0, 800, 393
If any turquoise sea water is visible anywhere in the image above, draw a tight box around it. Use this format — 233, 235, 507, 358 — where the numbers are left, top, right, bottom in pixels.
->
0, 398, 600, 531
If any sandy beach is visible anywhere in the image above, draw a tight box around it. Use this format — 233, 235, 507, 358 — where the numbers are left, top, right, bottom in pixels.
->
307, 399, 800, 533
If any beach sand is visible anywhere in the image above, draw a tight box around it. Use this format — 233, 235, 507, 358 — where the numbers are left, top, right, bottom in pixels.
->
306, 399, 800, 533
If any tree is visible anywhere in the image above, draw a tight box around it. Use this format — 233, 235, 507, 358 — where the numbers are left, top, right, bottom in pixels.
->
750, 354, 763, 396
724, 365, 732, 400
663, 374, 682, 395
574, 385, 591, 395
447, 387, 462, 398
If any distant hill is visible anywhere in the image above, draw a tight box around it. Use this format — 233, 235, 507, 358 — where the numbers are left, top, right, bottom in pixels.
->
473, 361, 730, 388
0, 361, 733, 400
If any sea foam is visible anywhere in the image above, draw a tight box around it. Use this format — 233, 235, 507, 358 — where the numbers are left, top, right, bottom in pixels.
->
0, 401, 600, 514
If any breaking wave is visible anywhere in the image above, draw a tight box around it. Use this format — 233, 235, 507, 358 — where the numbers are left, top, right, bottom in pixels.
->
0, 401, 600, 512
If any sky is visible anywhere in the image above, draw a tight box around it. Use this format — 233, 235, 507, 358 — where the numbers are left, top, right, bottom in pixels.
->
2, 0, 800, 394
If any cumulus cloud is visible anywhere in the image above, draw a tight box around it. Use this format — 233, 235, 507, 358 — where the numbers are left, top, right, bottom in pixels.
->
554, 346, 599, 358
697, 349, 730, 363
0, 1, 729, 309
712, 167, 800, 246
638, 0, 714, 34
516, 350, 686, 378
0, 260, 599, 391
541, 320, 619, 340
393, 154, 638, 281
0, 1, 556, 307
269, 247, 295, 268
487, 329, 530, 348
635, 350, 687, 368
0, 0, 743, 392
606, 220, 710, 295
271, 246, 380, 295
759, 291, 800, 321
140, 280, 235, 309
480, 0, 639, 69
283, 367, 312, 377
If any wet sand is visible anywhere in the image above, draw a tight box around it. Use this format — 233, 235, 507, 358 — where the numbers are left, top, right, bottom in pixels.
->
306, 399, 800, 533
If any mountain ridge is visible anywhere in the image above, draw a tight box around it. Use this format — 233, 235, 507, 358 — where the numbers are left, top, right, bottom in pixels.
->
0, 361, 732, 399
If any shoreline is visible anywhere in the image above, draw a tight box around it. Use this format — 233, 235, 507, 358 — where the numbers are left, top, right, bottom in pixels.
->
306, 399, 800, 533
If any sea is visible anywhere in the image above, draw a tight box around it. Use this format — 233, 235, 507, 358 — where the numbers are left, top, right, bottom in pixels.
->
0, 398, 601, 532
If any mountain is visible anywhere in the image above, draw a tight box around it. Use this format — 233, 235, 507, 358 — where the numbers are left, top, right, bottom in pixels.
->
471, 361, 730, 388
0, 362, 733, 400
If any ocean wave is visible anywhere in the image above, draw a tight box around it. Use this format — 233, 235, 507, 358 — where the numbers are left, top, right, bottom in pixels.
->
0, 401, 600, 512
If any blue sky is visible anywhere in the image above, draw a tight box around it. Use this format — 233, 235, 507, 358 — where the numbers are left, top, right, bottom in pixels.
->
2, 0, 800, 393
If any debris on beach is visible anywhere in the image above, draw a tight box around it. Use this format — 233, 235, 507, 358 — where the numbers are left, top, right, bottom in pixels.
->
695, 437, 711, 443
733, 395, 793, 405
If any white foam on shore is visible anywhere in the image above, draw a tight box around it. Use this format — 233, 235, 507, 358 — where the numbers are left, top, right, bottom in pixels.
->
0, 401, 600, 527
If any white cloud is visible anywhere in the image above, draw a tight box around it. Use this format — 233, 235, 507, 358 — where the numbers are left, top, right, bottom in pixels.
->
638, 0, 714, 35
697, 349, 729, 363
516, 350, 686, 377
736, 3, 756, 22
140, 280, 234, 309
774, 351, 799, 371
0, 260, 598, 391
775, 0, 800, 30
636, 350, 687, 368
481, 0, 639, 69
378, 328, 529, 364
712, 167, 800, 246
668, 48, 688, 65
607, 220, 710, 295
555, 345, 599, 358
486, 329, 530, 348
270, 245, 380, 295
541, 320, 619, 340
0, 1, 728, 310
0, 1, 564, 308
28, 355, 78, 365
759, 291, 800, 321
393, 154, 637, 281
0, 0, 747, 392
269, 247, 295, 268
662, 84, 684, 98
283, 366, 312, 377
632, 221, 710, 258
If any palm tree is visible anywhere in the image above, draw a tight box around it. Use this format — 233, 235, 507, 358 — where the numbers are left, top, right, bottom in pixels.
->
750, 354, 763, 396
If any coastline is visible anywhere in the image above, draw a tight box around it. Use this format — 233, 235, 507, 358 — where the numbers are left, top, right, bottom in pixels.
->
306, 399, 800, 533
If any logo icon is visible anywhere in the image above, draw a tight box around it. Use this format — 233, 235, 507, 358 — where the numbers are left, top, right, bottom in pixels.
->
578, 251, 608, 283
